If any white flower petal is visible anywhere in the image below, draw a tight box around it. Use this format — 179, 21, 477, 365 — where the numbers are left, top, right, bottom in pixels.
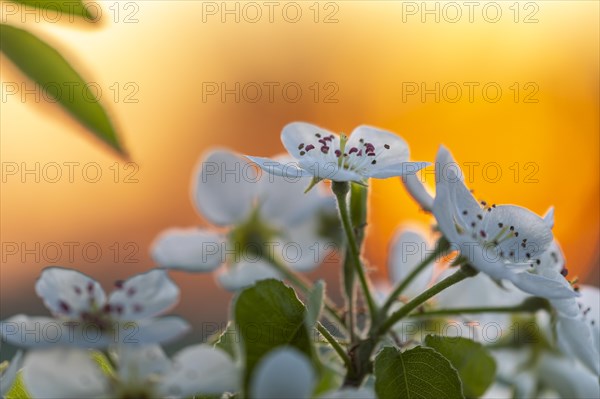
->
216, 261, 281, 291
131, 317, 190, 345
348, 125, 410, 168
0, 351, 22, 396
0, 315, 90, 348
35, 267, 106, 317
481, 205, 553, 263
579, 285, 600, 354
366, 162, 429, 179
388, 228, 434, 297
117, 345, 170, 385
250, 347, 316, 399
510, 271, 577, 300
538, 353, 600, 399
22, 348, 109, 398
256, 154, 332, 227
108, 269, 179, 320
194, 150, 258, 226
151, 228, 225, 272
160, 345, 239, 397
543, 206, 555, 228
402, 173, 434, 212
281, 122, 339, 162
246, 156, 313, 179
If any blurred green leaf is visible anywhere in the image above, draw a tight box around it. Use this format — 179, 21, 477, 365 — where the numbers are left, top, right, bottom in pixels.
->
424, 335, 496, 398
374, 346, 464, 399
5, 372, 31, 399
234, 279, 314, 392
305, 280, 325, 331
7, 0, 95, 20
0, 24, 125, 156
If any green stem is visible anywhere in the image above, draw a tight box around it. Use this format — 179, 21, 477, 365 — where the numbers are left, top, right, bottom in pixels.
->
381, 238, 449, 315
344, 182, 368, 343
408, 298, 551, 318
317, 322, 352, 369
267, 254, 346, 329
378, 265, 477, 335
332, 182, 378, 323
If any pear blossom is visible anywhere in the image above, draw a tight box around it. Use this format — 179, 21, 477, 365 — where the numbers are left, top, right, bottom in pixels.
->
152, 149, 337, 291
0, 267, 188, 348
0, 351, 22, 396
430, 146, 576, 300
246, 122, 428, 184
22, 344, 238, 398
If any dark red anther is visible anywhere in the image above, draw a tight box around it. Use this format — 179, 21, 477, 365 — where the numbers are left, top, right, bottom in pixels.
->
305, 144, 315, 151
348, 147, 358, 154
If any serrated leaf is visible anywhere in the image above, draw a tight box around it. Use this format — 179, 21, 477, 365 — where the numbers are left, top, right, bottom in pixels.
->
4, 372, 31, 399
424, 335, 496, 398
7, 0, 95, 20
214, 322, 239, 360
0, 24, 125, 156
234, 279, 314, 392
305, 280, 325, 331
374, 346, 464, 399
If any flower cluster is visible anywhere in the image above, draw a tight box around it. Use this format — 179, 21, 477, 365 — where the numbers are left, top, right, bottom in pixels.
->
1, 122, 596, 399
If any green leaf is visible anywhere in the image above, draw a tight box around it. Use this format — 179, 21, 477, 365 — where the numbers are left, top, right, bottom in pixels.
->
7, 0, 96, 20
424, 335, 496, 398
234, 279, 314, 392
0, 24, 125, 156
213, 322, 239, 360
305, 280, 325, 331
5, 372, 31, 399
374, 346, 464, 399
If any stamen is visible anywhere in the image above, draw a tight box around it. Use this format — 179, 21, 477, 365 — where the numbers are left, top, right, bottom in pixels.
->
298, 143, 304, 150
305, 144, 315, 151
384, 144, 390, 149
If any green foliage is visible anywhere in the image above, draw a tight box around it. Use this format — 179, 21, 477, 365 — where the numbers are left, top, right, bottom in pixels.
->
305, 280, 325, 331
7, 0, 95, 20
0, 24, 125, 156
374, 346, 464, 399
214, 322, 239, 360
234, 279, 314, 391
424, 335, 496, 398
5, 372, 31, 399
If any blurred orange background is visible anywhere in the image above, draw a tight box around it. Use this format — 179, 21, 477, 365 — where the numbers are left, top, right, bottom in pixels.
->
1, 1, 598, 351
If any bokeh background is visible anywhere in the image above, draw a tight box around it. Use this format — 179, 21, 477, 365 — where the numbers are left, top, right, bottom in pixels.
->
1, 0, 598, 357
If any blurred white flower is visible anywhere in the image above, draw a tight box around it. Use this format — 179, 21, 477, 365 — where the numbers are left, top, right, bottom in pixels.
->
0, 267, 188, 348
22, 344, 238, 398
0, 351, 22, 396
152, 149, 336, 291
247, 122, 428, 184
431, 146, 576, 300
249, 347, 316, 399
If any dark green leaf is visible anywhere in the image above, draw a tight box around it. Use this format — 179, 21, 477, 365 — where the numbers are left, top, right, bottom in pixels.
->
424, 335, 496, 398
374, 346, 464, 399
0, 24, 125, 156
213, 322, 239, 360
7, 0, 96, 20
234, 279, 314, 391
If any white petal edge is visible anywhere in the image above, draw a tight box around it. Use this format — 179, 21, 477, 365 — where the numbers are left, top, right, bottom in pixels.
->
194, 149, 258, 226
250, 347, 316, 399
22, 348, 109, 398
151, 228, 225, 272
160, 345, 239, 397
